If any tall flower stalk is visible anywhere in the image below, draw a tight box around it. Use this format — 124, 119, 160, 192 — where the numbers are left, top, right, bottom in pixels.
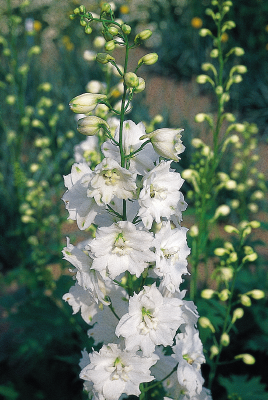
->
62, 3, 211, 400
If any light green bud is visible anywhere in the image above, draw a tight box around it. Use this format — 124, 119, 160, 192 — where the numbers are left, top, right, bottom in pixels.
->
108, 26, 118, 36
215, 86, 223, 95
224, 225, 239, 234
218, 289, 230, 301
199, 317, 215, 332
249, 220, 261, 229
240, 294, 251, 307
138, 53, 158, 66
210, 345, 219, 359
122, 24, 131, 35
232, 308, 244, 323
133, 77, 146, 93
79, 5, 86, 13
101, 3, 111, 13
199, 29, 212, 37
73, 7, 80, 14
214, 204, 231, 219
229, 252, 238, 262
105, 40, 115, 51
85, 25, 92, 34
210, 49, 219, 58
6, 95, 16, 105
80, 17, 87, 27
134, 29, 152, 44
30, 163, 39, 172
77, 116, 109, 135
32, 119, 44, 129
234, 354, 255, 365
223, 1, 233, 6
220, 333, 230, 346
28, 46, 41, 56
214, 248, 228, 256
201, 289, 215, 299
225, 180, 236, 190
242, 253, 257, 263
247, 290, 265, 300
96, 53, 115, 64
233, 47, 245, 56
124, 72, 139, 88
69, 93, 107, 113
189, 225, 199, 237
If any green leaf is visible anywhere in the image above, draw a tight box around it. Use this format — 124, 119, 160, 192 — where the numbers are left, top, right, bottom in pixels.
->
0, 384, 19, 400
218, 375, 268, 400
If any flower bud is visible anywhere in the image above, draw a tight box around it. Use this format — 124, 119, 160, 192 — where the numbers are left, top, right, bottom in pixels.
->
138, 53, 158, 66
214, 248, 228, 256
218, 289, 230, 301
232, 308, 244, 323
199, 317, 215, 332
122, 24, 131, 35
242, 253, 257, 264
134, 29, 152, 44
133, 77, 145, 93
69, 93, 106, 114
220, 333, 230, 346
108, 26, 118, 36
199, 29, 212, 37
96, 53, 115, 64
210, 345, 219, 359
189, 225, 199, 237
233, 47, 245, 56
210, 49, 219, 58
201, 289, 215, 299
77, 116, 109, 135
140, 128, 185, 162
101, 3, 111, 13
124, 72, 139, 88
105, 40, 115, 51
240, 294, 251, 307
247, 290, 265, 300
234, 354, 255, 364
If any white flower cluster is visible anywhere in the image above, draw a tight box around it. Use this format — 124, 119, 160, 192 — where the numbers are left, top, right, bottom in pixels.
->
62, 120, 211, 400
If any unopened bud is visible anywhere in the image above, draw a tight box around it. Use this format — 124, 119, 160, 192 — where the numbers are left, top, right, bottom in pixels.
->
240, 294, 251, 307
201, 289, 215, 299
247, 290, 265, 300
221, 333, 230, 346
232, 308, 244, 323
69, 93, 106, 114
77, 116, 109, 135
124, 72, 139, 88
105, 40, 115, 51
101, 3, 111, 13
138, 53, 158, 66
199, 317, 215, 332
199, 29, 212, 37
134, 29, 152, 44
210, 345, 219, 359
133, 77, 145, 93
235, 354, 255, 365
96, 53, 115, 64
218, 289, 230, 301
122, 24, 131, 35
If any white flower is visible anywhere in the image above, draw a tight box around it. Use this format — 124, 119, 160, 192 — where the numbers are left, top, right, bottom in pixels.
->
62, 163, 103, 229
172, 325, 206, 397
88, 283, 129, 345
102, 120, 158, 175
88, 221, 155, 279
87, 158, 136, 206
115, 283, 184, 356
138, 160, 187, 229
63, 283, 98, 323
62, 237, 108, 304
153, 222, 190, 293
80, 343, 158, 400
140, 128, 185, 161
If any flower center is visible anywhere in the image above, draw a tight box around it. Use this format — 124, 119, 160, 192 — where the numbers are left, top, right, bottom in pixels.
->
150, 184, 167, 200
112, 232, 131, 255
161, 246, 179, 259
102, 168, 120, 185
138, 306, 158, 334
106, 357, 132, 381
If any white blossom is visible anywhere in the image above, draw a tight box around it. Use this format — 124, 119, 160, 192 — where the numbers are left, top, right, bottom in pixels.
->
62, 237, 108, 304
88, 221, 155, 279
87, 158, 137, 206
138, 160, 187, 229
115, 283, 184, 356
62, 163, 102, 229
63, 283, 98, 323
172, 325, 206, 397
153, 221, 190, 293
102, 120, 159, 175
74, 135, 99, 164
80, 343, 158, 400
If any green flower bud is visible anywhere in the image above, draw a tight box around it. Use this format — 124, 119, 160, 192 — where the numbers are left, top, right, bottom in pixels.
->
240, 294, 251, 307
85, 25, 92, 34
247, 290, 265, 300
96, 53, 115, 64
101, 3, 111, 13
108, 26, 118, 36
199, 317, 215, 332
199, 28, 212, 37
220, 333, 230, 346
235, 354, 255, 364
133, 77, 146, 93
201, 289, 215, 299
210, 49, 219, 58
105, 40, 115, 51
218, 289, 230, 301
122, 24, 131, 35
210, 345, 219, 359
134, 29, 153, 44
28, 45, 41, 56
138, 53, 158, 66
77, 116, 109, 136
69, 93, 107, 114
102, 30, 113, 42
232, 308, 244, 323
73, 8, 80, 14
80, 17, 87, 27
124, 72, 139, 88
